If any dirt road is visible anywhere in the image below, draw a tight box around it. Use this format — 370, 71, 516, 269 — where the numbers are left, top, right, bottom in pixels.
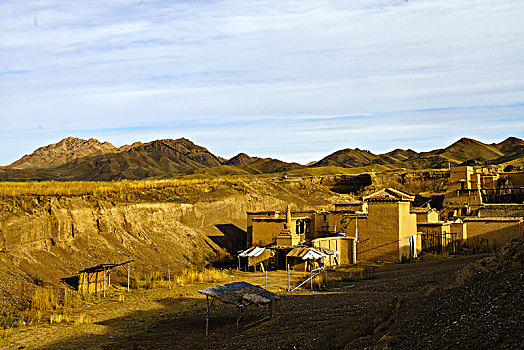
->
9, 254, 488, 350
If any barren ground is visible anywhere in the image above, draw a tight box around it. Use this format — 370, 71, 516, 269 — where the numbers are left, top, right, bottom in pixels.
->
1, 254, 502, 350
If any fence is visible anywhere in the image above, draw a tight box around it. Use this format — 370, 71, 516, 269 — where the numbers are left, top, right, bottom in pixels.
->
421, 231, 461, 254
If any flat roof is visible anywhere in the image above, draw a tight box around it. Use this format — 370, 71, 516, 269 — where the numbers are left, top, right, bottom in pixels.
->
463, 217, 523, 222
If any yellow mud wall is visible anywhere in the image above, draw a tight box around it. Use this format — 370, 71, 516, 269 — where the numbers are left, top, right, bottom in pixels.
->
356, 202, 400, 262
312, 237, 355, 266
399, 202, 418, 259
251, 220, 285, 246
464, 220, 523, 250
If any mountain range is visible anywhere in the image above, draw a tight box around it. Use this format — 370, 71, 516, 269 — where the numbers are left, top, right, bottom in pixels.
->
0, 136, 523, 181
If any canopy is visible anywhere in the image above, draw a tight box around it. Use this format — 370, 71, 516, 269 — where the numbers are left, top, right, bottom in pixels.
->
239, 246, 266, 257
287, 247, 328, 260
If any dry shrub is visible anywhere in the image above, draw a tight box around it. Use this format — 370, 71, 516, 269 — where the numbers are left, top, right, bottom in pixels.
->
31, 289, 61, 311
49, 313, 70, 324
73, 314, 91, 325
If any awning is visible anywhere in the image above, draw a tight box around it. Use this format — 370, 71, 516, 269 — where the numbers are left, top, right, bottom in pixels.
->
287, 247, 328, 260
320, 247, 340, 256
239, 246, 265, 257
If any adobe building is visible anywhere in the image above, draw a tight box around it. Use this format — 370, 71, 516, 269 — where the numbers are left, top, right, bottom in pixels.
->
344, 188, 420, 261
312, 236, 356, 265
247, 208, 310, 247
245, 188, 420, 263
443, 165, 524, 218
462, 217, 523, 251
411, 206, 439, 224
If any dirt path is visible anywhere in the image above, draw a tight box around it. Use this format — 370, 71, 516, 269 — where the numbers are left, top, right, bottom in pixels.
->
2, 254, 484, 350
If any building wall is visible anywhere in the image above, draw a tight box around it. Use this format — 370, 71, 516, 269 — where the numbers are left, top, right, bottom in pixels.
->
312, 236, 356, 266
463, 219, 523, 251
415, 210, 439, 223
451, 222, 467, 242
399, 201, 419, 259
251, 220, 286, 247
478, 204, 524, 218
246, 211, 281, 247
356, 202, 400, 261
444, 166, 483, 208
309, 212, 347, 240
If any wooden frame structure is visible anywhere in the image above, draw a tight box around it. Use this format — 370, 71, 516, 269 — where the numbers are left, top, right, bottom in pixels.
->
198, 282, 279, 335
61, 260, 133, 295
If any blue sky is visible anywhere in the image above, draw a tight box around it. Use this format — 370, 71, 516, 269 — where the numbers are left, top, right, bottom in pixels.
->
1, 0, 524, 165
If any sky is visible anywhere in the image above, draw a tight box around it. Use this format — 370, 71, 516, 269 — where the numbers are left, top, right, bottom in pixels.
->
1, 0, 524, 165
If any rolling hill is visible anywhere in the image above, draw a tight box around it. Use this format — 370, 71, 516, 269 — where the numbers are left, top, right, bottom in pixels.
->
1, 136, 523, 181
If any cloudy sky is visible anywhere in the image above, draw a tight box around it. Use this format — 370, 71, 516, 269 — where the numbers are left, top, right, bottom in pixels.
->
1, 0, 523, 165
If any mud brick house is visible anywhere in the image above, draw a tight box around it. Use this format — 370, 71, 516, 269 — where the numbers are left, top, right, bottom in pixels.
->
246, 188, 420, 263
443, 165, 524, 218
462, 217, 523, 251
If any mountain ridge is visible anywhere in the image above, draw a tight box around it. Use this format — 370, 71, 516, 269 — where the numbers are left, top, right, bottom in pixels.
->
2, 136, 523, 181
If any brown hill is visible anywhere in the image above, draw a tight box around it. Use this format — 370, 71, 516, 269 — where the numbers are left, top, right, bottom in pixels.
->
429, 137, 503, 163
310, 148, 381, 168
242, 158, 305, 174
3, 136, 523, 181
380, 149, 418, 164
8, 137, 117, 169
53, 138, 224, 180
495, 136, 524, 154
312, 137, 523, 170
225, 153, 256, 166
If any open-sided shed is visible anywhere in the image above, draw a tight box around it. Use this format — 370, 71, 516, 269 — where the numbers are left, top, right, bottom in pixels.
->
61, 260, 133, 294
198, 281, 279, 335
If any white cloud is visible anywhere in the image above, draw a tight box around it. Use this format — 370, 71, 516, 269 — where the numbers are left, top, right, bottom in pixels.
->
1, 0, 523, 165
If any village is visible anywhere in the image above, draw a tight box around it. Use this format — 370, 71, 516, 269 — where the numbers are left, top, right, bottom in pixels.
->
239, 165, 523, 273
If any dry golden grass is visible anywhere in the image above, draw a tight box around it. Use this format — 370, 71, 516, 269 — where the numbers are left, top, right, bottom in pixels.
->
137, 268, 227, 289
31, 288, 61, 311
1, 326, 13, 340
0, 178, 228, 197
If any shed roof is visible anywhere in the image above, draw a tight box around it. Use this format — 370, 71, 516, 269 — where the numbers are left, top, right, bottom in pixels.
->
287, 247, 327, 260
239, 246, 266, 257
78, 260, 133, 273
198, 282, 279, 306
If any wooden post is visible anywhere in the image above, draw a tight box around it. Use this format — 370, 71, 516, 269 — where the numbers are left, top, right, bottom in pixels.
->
168, 265, 171, 290
265, 266, 268, 290
287, 263, 290, 292
325, 267, 328, 288
310, 270, 313, 290
205, 295, 209, 336
103, 267, 106, 298
127, 263, 130, 292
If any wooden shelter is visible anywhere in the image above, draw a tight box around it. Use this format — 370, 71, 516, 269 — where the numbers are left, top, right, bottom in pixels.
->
61, 260, 133, 295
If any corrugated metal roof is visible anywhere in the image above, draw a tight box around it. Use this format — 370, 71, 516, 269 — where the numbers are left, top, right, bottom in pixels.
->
239, 246, 265, 257
198, 282, 279, 306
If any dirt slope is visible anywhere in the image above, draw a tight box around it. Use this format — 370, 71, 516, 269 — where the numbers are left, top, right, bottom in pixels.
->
374, 237, 524, 350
